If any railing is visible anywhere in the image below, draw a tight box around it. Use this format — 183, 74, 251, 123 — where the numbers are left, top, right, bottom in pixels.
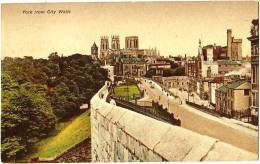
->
186, 101, 224, 118
109, 95, 181, 126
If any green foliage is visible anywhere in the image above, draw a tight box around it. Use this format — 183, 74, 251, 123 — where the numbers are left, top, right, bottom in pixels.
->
1, 137, 26, 160
1, 73, 56, 161
163, 66, 185, 77
169, 61, 179, 69
145, 66, 185, 78
1, 53, 107, 160
2, 53, 107, 121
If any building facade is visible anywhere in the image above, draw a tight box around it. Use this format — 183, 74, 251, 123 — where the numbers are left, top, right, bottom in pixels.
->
248, 19, 259, 124
227, 29, 242, 61
215, 81, 250, 117
100, 36, 109, 60
97, 35, 159, 65
216, 85, 228, 115
122, 62, 146, 77
162, 76, 189, 91
125, 36, 139, 50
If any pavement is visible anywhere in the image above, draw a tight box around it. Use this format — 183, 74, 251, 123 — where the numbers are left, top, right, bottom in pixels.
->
140, 78, 258, 154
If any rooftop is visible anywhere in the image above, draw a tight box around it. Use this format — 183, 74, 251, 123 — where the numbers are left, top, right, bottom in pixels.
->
226, 80, 248, 89
120, 57, 145, 63
217, 85, 228, 93
216, 80, 249, 93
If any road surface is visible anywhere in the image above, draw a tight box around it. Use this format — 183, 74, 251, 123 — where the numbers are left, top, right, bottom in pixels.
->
141, 79, 258, 154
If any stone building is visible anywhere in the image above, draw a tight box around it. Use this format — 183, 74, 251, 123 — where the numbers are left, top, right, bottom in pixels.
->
185, 59, 197, 92
97, 35, 159, 66
208, 77, 224, 105
122, 62, 146, 78
125, 36, 139, 50
186, 35, 245, 101
202, 45, 214, 61
202, 44, 227, 61
215, 81, 250, 117
100, 36, 109, 60
201, 61, 218, 78
112, 56, 147, 78
200, 29, 242, 61
169, 55, 186, 67
247, 19, 259, 124
185, 59, 197, 78
147, 58, 171, 75
215, 84, 228, 115
227, 29, 242, 61
162, 76, 188, 91
111, 35, 120, 50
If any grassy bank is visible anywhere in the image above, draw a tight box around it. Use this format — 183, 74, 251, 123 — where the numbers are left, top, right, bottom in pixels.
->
27, 110, 91, 159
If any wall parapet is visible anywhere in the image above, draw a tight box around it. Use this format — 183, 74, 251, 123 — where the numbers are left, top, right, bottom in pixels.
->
90, 84, 257, 162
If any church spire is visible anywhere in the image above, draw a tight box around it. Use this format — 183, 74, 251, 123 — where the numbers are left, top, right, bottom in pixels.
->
198, 39, 202, 56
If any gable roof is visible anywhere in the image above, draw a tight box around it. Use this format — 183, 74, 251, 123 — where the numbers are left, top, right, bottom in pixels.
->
217, 85, 228, 93
226, 81, 249, 89
216, 80, 249, 93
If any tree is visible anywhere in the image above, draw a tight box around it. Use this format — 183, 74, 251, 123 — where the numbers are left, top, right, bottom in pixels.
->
2, 53, 107, 120
163, 67, 185, 77
174, 67, 185, 76
169, 61, 179, 69
1, 53, 108, 160
49, 82, 79, 120
1, 73, 56, 161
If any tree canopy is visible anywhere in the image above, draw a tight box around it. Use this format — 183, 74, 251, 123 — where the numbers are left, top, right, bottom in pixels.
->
1, 53, 108, 160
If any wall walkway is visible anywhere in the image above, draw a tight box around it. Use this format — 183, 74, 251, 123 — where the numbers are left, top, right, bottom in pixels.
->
90, 84, 257, 162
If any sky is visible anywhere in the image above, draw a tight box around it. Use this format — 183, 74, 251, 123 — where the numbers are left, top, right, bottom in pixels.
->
1, 1, 259, 59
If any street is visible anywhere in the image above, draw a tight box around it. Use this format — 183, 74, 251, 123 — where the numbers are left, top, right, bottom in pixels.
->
141, 79, 258, 154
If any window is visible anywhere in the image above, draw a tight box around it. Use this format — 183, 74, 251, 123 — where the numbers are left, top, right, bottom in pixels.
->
244, 90, 249, 96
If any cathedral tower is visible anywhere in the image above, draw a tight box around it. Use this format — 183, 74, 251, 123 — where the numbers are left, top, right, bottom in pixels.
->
125, 36, 139, 50
100, 36, 109, 59
111, 35, 120, 50
227, 29, 232, 59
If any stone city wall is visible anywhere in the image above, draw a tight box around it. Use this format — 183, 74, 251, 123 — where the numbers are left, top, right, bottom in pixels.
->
90, 84, 257, 162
